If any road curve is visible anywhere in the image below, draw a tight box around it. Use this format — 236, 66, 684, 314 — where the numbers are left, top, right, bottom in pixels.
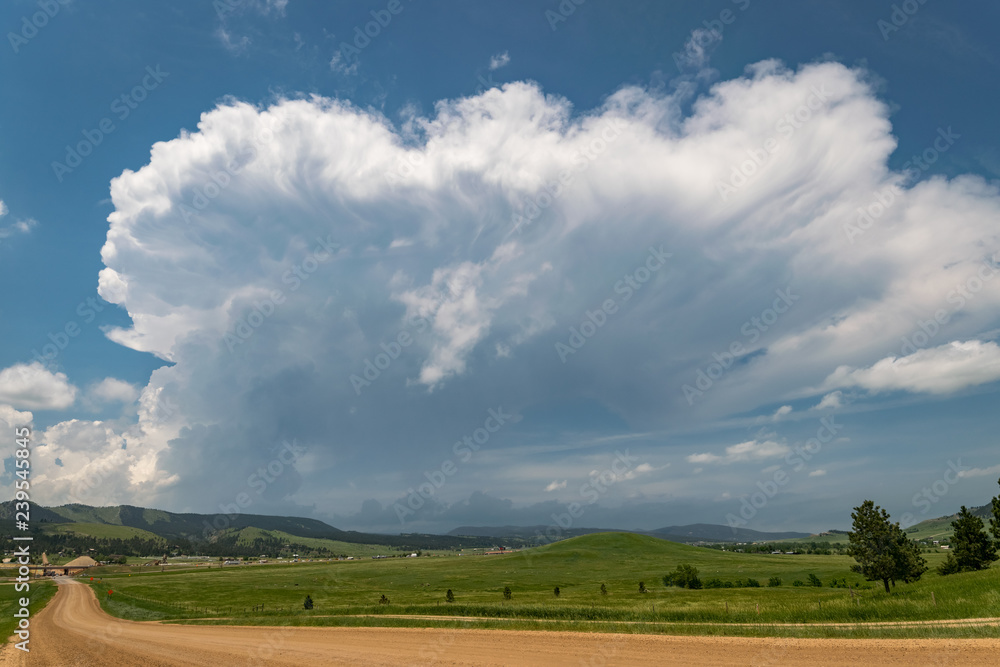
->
2, 577, 999, 666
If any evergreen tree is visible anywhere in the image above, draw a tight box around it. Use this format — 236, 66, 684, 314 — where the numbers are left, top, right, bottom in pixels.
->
848, 500, 927, 593
991, 477, 1000, 542
947, 506, 998, 572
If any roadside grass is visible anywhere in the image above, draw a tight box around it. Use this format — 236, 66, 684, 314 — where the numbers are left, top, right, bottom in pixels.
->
0, 580, 57, 645
84, 533, 1000, 637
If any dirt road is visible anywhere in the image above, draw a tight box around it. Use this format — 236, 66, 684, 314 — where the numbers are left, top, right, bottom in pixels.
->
1, 577, 998, 666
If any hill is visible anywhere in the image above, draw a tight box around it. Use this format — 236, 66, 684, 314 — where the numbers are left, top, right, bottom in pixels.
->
448, 525, 614, 540
0, 501, 505, 555
652, 524, 811, 543
448, 523, 812, 544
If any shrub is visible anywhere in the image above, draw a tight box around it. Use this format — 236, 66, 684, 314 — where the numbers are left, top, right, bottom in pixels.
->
743, 578, 761, 588
502, 586, 512, 600
937, 553, 962, 576
767, 576, 781, 587
379, 594, 390, 605
445, 589, 455, 603
303, 595, 313, 610
639, 581, 648, 594
553, 586, 560, 597
807, 574, 823, 587
792, 580, 805, 587
600, 583, 608, 596
663, 564, 701, 589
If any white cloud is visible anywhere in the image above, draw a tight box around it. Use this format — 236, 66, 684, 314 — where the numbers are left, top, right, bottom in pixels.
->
808, 469, 827, 477
329, 51, 359, 76
0, 200, 37, 245
957, 464, 1000, 479
489, 51, 511, 71
545, 479, 567, 491
687, 439, 790, 465
821, 340, 1000, 395
24, 58, 998, 520
813, 390, 843, 410
0, 404, 33, 432
0, 363, 77, 410
773, 405, 792, 420
86, 378, 140, 407
216, 26, 251, 54
674, 28, 721, 72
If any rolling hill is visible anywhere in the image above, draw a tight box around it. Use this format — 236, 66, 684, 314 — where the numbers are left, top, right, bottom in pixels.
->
448, 523, 813, 543
0, 501, 505, 553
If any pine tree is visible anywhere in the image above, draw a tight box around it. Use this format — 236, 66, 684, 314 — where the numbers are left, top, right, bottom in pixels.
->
847, 500, 927, 592
990, 477, 1000, 542
948, 506, 998, 572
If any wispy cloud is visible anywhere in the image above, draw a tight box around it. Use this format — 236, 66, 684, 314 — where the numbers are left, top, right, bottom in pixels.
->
489, 51, 510, 70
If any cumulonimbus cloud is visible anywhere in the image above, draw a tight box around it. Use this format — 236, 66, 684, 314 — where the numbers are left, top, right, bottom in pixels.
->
13, 59, 1000, 525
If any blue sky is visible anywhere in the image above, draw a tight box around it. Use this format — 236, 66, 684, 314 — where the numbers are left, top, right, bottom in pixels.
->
1, 0, 999, 535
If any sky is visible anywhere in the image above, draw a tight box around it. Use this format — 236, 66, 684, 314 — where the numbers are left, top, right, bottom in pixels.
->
1, 0, 999, 536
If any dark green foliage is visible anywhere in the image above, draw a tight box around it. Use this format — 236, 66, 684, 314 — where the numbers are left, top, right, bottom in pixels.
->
638, 581, 647, 593
743, 578, 760, 588
599, 583, 607, 595
847, 500, 927, 593
662, 564, 701, 589
991, 478, 1000, 541
942, 506, 998, 573
303, 595, 313, 610
502, 586, 512, 600
379, 594, 390, 605
445, 589, 454, 603
936, 552, 962, 576
791, 580, 805, 587
553, 586, 560, 597
828, 578, 849, 588
767, 576, 781, 587
807, 573, 823, 587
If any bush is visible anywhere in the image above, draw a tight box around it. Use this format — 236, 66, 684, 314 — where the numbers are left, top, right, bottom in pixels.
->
639, 581, 648, 593
378, 594, 390, 605
445, 589, 455, 603
743, 578, 761, 588
553, 586, 560, 597
937, 553, 962, 575
767, 576, 781, 587
663, 564, 701, 589
807, 574, 823, 587
792, 580, 805, 587
502, 586, 512, 600
600, 583, 608, 595
303, 595, 313, 610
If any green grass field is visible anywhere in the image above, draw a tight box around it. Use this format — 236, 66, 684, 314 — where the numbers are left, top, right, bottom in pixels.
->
230, 526, 406, 558
42, 522, 166, 543
84, 533, 1000, 638
0, 580, 57, 646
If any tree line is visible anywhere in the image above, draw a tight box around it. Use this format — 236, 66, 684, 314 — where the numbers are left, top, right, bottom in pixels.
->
848, 478, 1000, 592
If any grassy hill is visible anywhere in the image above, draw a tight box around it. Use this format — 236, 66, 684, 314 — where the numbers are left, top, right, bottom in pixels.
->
0, 501, 504, 559
42, 522, 166, 543
84, 531, 999, 637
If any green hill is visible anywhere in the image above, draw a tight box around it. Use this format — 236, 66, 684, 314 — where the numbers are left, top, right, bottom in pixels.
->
43, 522, 166, 543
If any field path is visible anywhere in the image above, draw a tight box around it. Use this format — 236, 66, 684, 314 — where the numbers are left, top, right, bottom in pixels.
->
1, 577, 999, 666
